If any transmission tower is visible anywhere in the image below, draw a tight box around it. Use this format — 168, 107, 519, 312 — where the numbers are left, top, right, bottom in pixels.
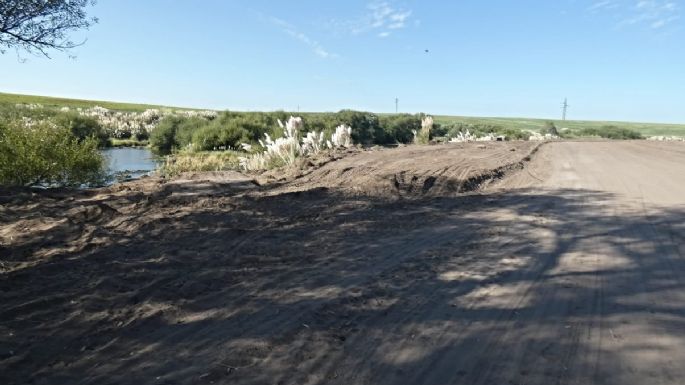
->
395, 97, 399, 114
562, 98, 569, 121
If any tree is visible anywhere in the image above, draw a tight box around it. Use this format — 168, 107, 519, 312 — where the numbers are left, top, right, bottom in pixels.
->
0, 119, 106, 187
0, 0, 97, 57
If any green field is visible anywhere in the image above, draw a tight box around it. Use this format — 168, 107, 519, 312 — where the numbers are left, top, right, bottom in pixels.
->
0, 92, 196, 112
2, 91, 683, 137
434, 115, 685, 137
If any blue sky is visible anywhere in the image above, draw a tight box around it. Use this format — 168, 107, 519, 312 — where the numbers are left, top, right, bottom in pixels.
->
1, 0, 683, 123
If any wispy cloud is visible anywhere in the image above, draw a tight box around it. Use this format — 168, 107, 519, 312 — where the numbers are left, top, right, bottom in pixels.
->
588, 0, 621, 12
352, 1, 414, 38
589, 0, 681, 30
624, 0, 680, 29
270, 17, 337, 58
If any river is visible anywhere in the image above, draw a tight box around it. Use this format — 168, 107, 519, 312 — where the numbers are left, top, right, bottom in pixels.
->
101, 147, 160, 183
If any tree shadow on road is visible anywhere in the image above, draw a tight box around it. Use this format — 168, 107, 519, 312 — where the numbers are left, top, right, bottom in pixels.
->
1, 185, 684, 385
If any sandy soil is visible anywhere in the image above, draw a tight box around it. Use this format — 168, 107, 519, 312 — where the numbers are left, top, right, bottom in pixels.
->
1, 140, 685, 385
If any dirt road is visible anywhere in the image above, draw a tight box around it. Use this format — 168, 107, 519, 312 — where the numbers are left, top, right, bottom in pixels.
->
1, 141, 685, 385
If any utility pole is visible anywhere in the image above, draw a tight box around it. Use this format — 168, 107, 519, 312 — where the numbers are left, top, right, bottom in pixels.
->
561, 98, 569, 121
395, 97, 399, 114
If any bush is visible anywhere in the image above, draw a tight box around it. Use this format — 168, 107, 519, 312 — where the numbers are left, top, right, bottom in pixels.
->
222, 113, 273, 143
498, 127, 530, 140
151, 113, 273, 154
445, 122, 528, 141
150, 116, 183, 155
335, 110, 382, 145
431, 122, 447, 138
134, 130, 149, 141
55, 113, 109, 148
542, 121, 559, 136
0, 120, 106, 187
151, 110, 451, 153
191, 120, 249, 151
174, 117, 210, 149
576, 125, 643, 140
380, 114, 422, 144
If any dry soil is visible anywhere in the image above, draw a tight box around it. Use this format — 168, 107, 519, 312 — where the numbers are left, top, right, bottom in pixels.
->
1, 140, 684, 385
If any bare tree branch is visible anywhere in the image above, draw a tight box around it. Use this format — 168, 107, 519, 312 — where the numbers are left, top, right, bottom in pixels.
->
0, 0, 97, 57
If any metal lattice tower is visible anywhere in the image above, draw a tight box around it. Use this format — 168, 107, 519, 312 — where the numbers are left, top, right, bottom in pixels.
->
562, 98, 569, 121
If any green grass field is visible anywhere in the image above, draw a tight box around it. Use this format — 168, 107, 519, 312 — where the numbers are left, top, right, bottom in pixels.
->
434, 115, 685, 137
0, 92, 196, 112
2, 92, 683, 137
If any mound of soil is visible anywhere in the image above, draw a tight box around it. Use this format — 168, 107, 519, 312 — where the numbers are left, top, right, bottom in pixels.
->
281, 142, 539, 198
1, 141, 548, 385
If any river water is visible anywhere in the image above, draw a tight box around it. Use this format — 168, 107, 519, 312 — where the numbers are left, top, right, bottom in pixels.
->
101, 147, 160, 183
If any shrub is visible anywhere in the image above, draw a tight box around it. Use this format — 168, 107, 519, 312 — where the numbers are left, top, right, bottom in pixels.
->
335, 110, 382, 145
379, 114, 422, 144
0, 120, 106, 187
151, 113, 277, 154
150, 110, 454, 153
498, 127, 529, 140
54, 113, 109, 147
191, 120, 249, 151
150, 116, 183, 155
134, 130, 149, 141
577, 125, 643, 140
431, 122, 447, 138
174, 117, 210, 149
542, 121, 559, 136
445, 122, 528, 141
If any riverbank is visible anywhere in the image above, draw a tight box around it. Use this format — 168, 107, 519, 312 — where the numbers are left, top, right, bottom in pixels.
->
109, 138, 149, 148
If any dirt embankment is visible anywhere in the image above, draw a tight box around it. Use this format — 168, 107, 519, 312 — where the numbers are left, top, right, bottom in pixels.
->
0, 142, 538, 272
3, 140, 685, 385
279, 141, 539, 197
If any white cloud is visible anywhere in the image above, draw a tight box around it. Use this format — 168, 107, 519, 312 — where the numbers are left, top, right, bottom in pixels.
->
588, 0, 620, 12
270, 17, 337, 58
590, 0, 681, 30
627, 0, 680, 29
352, 1, 414, 38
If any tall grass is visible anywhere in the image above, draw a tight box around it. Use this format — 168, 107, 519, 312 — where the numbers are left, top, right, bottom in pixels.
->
159, 151, 241, 176
239, 117, 355, 171
413, 116, 433, 144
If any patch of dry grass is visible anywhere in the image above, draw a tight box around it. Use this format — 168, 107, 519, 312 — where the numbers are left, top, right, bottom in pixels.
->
159, 151, 240, 176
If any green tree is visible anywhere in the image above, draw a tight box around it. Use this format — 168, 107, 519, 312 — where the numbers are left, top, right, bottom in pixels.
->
150, 116, 183, 155
0, 120, 105, 187
55, 112, 109, 147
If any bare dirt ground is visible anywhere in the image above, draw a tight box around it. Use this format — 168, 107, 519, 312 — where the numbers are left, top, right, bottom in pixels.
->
1, 140, 685, 385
